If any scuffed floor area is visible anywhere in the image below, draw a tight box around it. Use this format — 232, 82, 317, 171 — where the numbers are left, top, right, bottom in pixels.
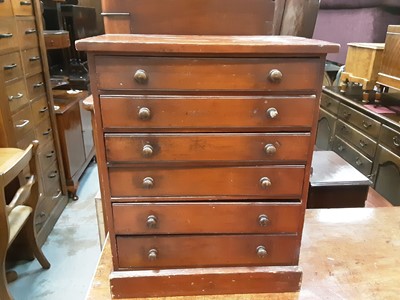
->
9, 162, 101, 300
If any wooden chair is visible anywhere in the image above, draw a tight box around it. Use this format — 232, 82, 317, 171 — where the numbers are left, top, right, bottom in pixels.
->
0, 141, 50, 300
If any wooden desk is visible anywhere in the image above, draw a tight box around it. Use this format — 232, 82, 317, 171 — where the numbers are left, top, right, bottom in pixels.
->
87, 207, 400, 299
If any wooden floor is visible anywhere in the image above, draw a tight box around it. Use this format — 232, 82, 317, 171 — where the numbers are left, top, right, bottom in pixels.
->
365, 187, 393, 207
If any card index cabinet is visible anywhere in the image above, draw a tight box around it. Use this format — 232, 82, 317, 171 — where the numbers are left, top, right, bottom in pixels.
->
0, 0, 67, 245
76, 34, 338, 298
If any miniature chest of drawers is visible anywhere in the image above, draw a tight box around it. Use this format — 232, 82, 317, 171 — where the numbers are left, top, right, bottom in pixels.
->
76, 34, 338, 298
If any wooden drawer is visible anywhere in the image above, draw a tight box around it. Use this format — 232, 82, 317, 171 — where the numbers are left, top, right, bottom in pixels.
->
102, 0, 275, 35
105, 133, 311, 164
43, 30, 70, 50
12, 104, 33, 140
42, 161, 61, 197
116, 234, 298, 269
35, 117, 53, 145
320, 93, 339, 115
35, 196, 52, 232
38, 139, 57, 172
113, 202, 302, 235
338, 103, 381, 138
109, 166, 304, 199
379, 125, 400, 156
0, 17, 18, 52
7, 78, 29, 113
31, 95, 49, 125
0, 0, 13, 16
16, 17, 38, 49
0, 51, 23, 82
333, 136, 373, 177
335, 119, 377, 158
95, 56, 321, 92
26, 72, 45, 100
100, 95, 317, 131
11, 0, 33, 16
22, 47, 42, 76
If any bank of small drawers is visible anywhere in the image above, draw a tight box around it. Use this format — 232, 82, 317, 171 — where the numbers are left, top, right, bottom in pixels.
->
95, 53, 320, 271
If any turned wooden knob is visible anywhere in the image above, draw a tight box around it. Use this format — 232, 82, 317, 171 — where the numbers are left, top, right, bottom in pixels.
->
146, 215, 158, 228
148, 249, 158, 261
266, 108, 278, 119
138, 107, 151, 120
142, 177, 154, 189
142, 144, 154, 157
258, 214, 270, 227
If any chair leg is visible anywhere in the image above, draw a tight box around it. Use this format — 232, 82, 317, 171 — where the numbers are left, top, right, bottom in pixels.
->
6, 271, 18, 283
25, 215, 50, 269
0, 250, 13, 300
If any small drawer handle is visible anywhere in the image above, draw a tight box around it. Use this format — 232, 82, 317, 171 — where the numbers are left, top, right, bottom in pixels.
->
337, 145, 345, 152
4, 63, 17, 70
146, 215, 158, 229
142, 177, 154, 189
260, 177, 271, 189
342, 111, 351, 118
39, 106, 49, 113
0, 33, 13, 39
15, 119, 29, 128
8, 92, 24, 101
46, 150, 55, 158
42, 128, 52, 136
359, 140, 367, 148
148, 248, 158, 261
52, 190, 62, 199
101, 12, 130, 17
264, 144, 276, 155
142, 144, 154, 157
266, 107, 278, 119
33, 82, 44, 88
362, 121, 372, 129
48, 171, 58, 179
258, 214, 270, 227
20, 1, 32, 6
267, 69, 283, 83
29, 56, 41, 62
134, 69, 148, 84
393, 136, 400, 147
25, 28, 37, 35
355, 157, 363, 166
138, 107, 151, 120
256, 245, 268, 258
326, 101, 332, 107
340, 125, 348, 133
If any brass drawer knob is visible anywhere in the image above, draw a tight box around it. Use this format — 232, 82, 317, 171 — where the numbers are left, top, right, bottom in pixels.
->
258, 214, 270, 227
268, 69, 283, 83
138, 107, 151, 120
264, 144, 276, 155
134, 69, 148, 84
260, 177, 271, 189
148, 248, 158, 261
256, 245, 268, 258
142, 144, 154, 157
142, 177, 154, 189
146, 215, 158, 228
266, 107, 278, 119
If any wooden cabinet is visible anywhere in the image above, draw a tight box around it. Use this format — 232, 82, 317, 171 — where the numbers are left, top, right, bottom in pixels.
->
53, 90, 95, 199
316, 86, 400, 206
77, 34, 337, 298
0, 0, 67, 245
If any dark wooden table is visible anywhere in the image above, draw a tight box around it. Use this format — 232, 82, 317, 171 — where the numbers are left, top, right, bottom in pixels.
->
86, 207, 400, 300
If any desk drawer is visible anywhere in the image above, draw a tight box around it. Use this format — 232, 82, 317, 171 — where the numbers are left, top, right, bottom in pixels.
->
12, 104, 33, 140
95, 56, 321, 92
379, 125, 400, 156
338, 103, 380, 138
116, 234, 298, 269
0, 17, 18, 52
31, 95, 49, 125
22, 47, 42, 76
105, 133, 310, 164
333, 136, 373, 177
7, 79, 29, 113
11, 0, 33, 16
113, 202, 302, 235
38, 140, 57, 172
109, 166, 304, 198
26, 73, 45, 100
336, 120, 377, 158
0, 51, 23, 82
35, 118, 53, 145
100, 95, 317, 131
0, 0, 13, 17
16, 17, 38, 49
320, 93, 340, 115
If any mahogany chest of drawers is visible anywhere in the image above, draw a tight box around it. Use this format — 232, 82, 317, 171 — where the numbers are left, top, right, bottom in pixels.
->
76, 34, 338, 298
